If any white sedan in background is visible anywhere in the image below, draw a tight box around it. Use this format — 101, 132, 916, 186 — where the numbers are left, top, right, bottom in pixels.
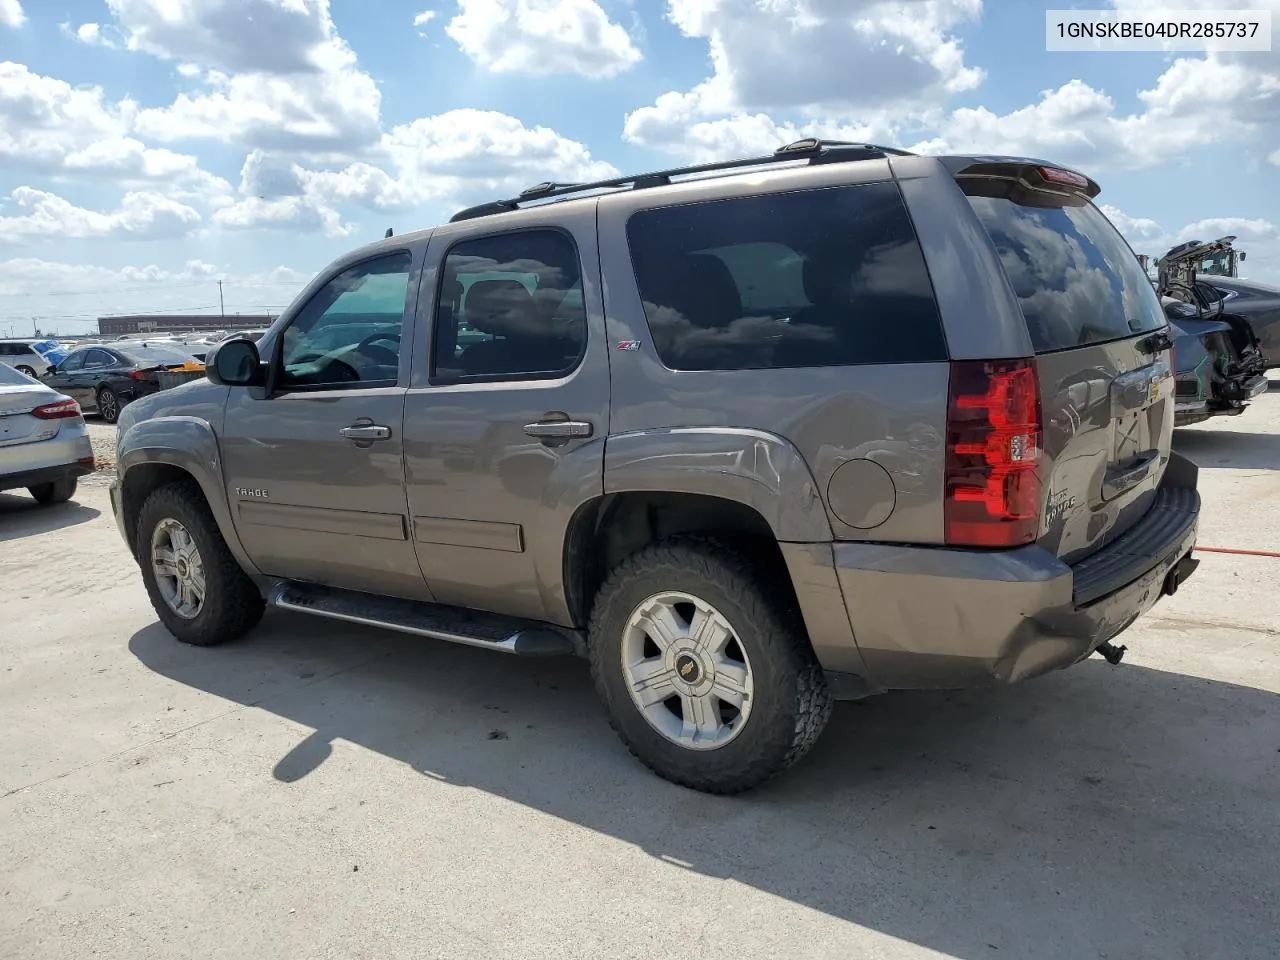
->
0, 363, 94, 504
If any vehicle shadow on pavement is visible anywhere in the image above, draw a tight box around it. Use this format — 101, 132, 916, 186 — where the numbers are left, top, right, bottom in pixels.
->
0, 495, 101, 542
1174, 429, 1280, 471
130, 613, 1280, 960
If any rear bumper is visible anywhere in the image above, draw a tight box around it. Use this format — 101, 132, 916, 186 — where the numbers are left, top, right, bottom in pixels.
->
0, 427, 94, 493
0, 460, 94, 492
822, 479, 1200, 692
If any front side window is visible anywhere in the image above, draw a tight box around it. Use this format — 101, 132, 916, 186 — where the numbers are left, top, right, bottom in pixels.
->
431, 229, 587, 382
59, 351, 87, 372
278, 252, 412, 390
625, 182, 948, 372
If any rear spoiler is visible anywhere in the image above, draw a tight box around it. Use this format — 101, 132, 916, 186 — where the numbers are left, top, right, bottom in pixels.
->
936, 156, 1102, 200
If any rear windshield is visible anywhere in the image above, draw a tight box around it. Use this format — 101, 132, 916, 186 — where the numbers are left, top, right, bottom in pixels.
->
962, 181, 1166, 354
119, 344, 194, 365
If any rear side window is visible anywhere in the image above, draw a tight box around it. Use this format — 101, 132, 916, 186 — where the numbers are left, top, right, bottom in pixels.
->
431, 228, 587, 382
962, 181, 1166, 353
626, 182, 947, 372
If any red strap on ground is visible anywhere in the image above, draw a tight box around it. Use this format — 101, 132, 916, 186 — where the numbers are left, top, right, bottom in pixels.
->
1197, 546, 1280, 559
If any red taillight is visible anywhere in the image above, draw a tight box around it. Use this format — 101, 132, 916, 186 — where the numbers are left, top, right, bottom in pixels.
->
30, 398, 82, 420
945, 358, 1043, 548
129, 370, 152, 381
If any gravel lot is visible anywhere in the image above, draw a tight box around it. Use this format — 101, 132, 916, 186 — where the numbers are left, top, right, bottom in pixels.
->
86, 418, 117, 470
3, 388, 1279, 960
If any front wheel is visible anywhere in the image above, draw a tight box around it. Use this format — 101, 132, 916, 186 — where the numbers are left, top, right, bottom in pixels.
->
136, 482, 265, 646
588, 537, 833, 794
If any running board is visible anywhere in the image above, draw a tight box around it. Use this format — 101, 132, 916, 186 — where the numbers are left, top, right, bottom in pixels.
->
269, 583, 579, 657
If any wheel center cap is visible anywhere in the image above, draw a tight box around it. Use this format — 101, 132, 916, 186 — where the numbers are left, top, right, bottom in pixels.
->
175, 557, 190, 579
674, 653, 702, 685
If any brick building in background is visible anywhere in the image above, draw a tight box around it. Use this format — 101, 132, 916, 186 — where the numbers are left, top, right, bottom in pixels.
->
97, 314, 276, 336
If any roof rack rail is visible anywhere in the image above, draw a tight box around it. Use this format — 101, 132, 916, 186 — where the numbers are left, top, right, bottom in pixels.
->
448, 138, 915, 223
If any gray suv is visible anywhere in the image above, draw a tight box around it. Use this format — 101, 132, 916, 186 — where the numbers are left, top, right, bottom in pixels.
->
110, 140, 1202, 794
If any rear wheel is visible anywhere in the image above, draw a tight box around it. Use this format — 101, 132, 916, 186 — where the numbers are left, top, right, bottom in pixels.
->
588, 537, 833, 794
96, 386, 121, 424
16, 365, 37, 378
136, 482, 264, 646
28, 476, 77, 504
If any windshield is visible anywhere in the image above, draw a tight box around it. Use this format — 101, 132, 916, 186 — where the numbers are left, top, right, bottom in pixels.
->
119, 344, 195, 365
963, 182, 1166, 353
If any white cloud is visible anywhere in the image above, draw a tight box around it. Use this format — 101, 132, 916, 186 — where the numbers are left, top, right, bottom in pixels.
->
1176, 218, 1278, 243
215, 110, 620, 234
108, 0, 382, 153
0, 0, 24, 28
624, 93, 898, 162
106, 0, 335, 74
0, 187, 203, 242
624, 0, 981, 156
1100, 204, 1162, 242
212, 195, 350, 236
445, 0, 641, 78
61, 22, 118, 46
0, 63, 229, 198
1098, 205, 1280, 286
1270, 149, 1280, 166
413, 10, 436, 29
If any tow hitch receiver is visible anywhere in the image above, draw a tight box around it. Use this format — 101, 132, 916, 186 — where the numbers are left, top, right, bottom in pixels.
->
1096, 641, 1127, 665
1163, 553, 1200, 597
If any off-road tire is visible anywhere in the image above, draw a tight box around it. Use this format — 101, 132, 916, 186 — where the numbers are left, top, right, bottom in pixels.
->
96, 386, 122, 424
136, 481, 265, 646
588, 536, 833, 794
28, 476, 77, 504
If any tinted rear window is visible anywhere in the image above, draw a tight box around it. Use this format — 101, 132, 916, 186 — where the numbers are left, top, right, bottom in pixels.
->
626, 182, 947, 371
962, 182, 1166, 353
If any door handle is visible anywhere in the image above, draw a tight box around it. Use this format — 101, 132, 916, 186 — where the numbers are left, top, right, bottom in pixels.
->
340, 424, 392, 441
524, 420, 593, 440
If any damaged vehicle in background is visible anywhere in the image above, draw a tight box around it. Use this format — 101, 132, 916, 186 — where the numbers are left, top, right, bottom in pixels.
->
1154, 237, 1269, 426
40, 341, 201, 425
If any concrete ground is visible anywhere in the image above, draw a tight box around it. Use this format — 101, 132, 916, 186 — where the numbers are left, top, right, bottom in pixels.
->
2, 392, 1279, 960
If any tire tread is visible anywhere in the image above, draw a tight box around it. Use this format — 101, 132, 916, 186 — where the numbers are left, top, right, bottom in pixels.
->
587, 534, 832, 794
136, 480, 264, 646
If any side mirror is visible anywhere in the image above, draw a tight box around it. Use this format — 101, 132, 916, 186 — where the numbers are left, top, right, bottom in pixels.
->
206, 338, 266, 387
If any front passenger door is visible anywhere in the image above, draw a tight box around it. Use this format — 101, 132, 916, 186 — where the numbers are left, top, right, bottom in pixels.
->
44, 350, 89, 404
219, 249, 431, 601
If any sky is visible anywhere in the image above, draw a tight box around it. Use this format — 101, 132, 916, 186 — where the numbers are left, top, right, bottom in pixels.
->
0, 0, 1278, 337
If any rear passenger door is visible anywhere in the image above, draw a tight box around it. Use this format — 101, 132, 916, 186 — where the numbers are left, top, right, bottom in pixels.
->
403, 208, 609, 624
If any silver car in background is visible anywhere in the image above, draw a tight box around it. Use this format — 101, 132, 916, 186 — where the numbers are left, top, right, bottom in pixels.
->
0, 364, 94, 504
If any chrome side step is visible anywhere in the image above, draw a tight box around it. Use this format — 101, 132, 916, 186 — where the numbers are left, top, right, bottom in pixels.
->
269, 582, 579, 657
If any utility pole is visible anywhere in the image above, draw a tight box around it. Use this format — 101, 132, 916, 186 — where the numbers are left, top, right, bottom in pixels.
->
218, 280, 225, 318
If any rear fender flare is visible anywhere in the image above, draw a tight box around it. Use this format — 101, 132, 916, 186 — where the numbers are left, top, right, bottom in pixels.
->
602, 427, 833, 542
